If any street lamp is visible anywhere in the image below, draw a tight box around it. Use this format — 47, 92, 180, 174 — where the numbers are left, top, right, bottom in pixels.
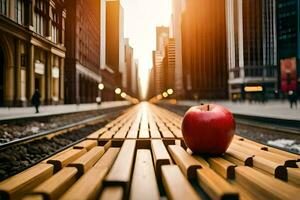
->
115, 88, 121, 95
121, 92, 127, 98
162, 92, 168, 98
167, 88, 174, 95
98, 83, 104, 90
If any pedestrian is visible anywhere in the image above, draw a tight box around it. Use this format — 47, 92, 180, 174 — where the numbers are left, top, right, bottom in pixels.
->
31, 89, 41, 113
288, 90, 297, 109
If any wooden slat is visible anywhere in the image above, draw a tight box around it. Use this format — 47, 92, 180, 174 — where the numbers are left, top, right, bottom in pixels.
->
168, 145, 201, 180
252, 156, 287, 180
287, 168, 300, 186
94, 148, 120, 168
104, 140, 136, 190
225, 147, 253, 166
31, 167, 78, 200
47, 148, 87, 172
126, 130, 138, 138
139, 129, 150, 138
151, 140, 172, 179
161, 130, 175, 139
60, 167, 108, 200
68, 146, 105, 175
86, 128, 107, 139
161, 165, 201, 200
235, 166, 300, 200
99, 131, 115, 139
207, 157, 236, 179
150, 130, 161, 138
113, 129, 128, 139
0, 164, 53, 200
197, 168, 238, 200
99, 186, 123, 200
22, 194, 43, 200
73, 140, 97, 151
130, 150, 160, 200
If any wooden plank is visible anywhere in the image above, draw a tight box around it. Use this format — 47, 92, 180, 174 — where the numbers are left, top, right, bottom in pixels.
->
225, 147, 253, 166
235, 166, 300, 200
207, 157, 236, 179
230, 144, 297, 167
130, 150, 160, 200
99, 186, 123, 200
68, 146, 105, 175
94, 148, 120, 169
73, 140, 97, 151
139, 129, 150, 138
60, 167, 108, 200
287, 168, 300, 186
267, 147, 300, 161
161, 129, 175, 138
22, 194, 43, 200
197, 168, 238, 200
47, 148, 87, 172
126, 130, 138, 138
31, 167, 78, 200
0, 164, 53, 200
150, 130, 161, 138
104, 140, 136, 190
161, 165, 201, 200
168, 145, 201, 180
252, 156, 287, 180
113, 129, 128, 139
99, 131, 115, 139
86, 127, 107, 139
151, 140, 172, 179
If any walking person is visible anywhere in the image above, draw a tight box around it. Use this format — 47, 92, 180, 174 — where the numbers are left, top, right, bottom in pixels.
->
31, 89, 41, 113
288, 90, 297, 109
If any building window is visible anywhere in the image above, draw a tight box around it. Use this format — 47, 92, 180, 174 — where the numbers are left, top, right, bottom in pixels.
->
0, 0, 6, 15
51, 11, 60, 43
35, 0, 47, 36
15, 0, 25, 25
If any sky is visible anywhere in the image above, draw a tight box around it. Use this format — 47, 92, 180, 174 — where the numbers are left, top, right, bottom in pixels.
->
121, 0, 172, 98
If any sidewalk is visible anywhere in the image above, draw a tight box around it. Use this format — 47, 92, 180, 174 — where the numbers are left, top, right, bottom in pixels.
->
175, 100, 300, 121
0, 101, 131, 121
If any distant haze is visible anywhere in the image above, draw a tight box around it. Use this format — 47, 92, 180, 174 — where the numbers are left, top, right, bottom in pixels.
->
121, 0, 172, 98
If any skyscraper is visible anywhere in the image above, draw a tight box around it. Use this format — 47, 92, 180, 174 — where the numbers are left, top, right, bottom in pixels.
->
105, 0, 124, 87
65, 0, 101, 104
226, 0, 277, 101
171, 0, 186, 98
277, 0, 300, 96
182, 0, 228, 100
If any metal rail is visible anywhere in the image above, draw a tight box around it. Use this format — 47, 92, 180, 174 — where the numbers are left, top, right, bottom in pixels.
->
0, 111, 118, 151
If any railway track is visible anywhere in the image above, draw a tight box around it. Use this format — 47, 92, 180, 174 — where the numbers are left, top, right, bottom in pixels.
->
0, 107, 130, 181
157, 103, 300, 154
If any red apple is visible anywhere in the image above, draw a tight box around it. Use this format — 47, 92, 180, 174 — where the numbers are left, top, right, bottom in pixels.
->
181, 104, 235, 154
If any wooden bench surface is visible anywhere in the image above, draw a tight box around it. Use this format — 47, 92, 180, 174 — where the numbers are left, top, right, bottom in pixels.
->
0, 102, 299, 200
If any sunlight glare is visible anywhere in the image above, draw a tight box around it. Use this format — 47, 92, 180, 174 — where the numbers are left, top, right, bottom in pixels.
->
121, 0, 172, 99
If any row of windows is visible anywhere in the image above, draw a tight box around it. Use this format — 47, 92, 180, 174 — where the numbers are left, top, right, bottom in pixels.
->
0, 0, 6, 15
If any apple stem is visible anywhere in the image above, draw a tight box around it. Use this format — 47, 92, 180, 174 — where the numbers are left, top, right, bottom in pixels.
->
207, 104, 210, 111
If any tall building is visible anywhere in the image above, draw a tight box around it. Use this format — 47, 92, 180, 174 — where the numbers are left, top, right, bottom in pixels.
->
182, 0, 228, 100
164, 38, 176, 91
150, 26, 170, 97
0, 0, 66, 106
105, 0, 124, 88
226, 0, 278, 101
124, 38, 134, 94
171, 0, 186, 98
65, 0, 101, 104
277, 0, 300, 96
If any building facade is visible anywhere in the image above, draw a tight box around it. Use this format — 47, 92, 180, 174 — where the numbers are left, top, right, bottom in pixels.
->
0, 0, 66, 107
164, 38, 176, 92
65, 0, 101, 104
277, 0, 300, 97
226, 0, 278, 101
171, 0, 185, 98
105, 0, 124, 88
182, 0, 228, 100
